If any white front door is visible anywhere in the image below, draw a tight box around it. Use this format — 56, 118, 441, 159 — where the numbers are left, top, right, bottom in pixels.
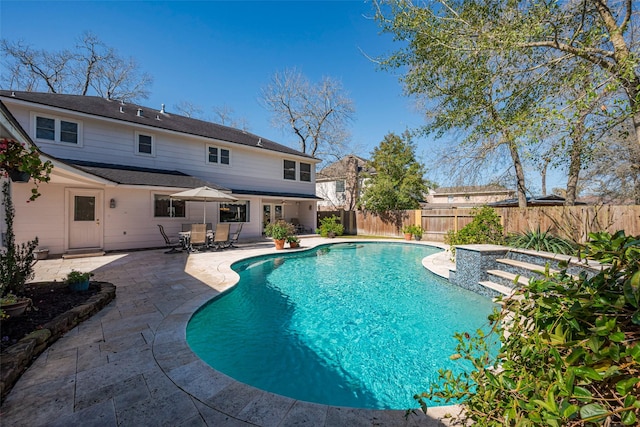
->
68, 189, 103, 249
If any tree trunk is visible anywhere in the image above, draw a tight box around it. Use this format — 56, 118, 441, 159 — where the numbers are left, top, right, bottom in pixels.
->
541, 157, 551, 197
505, 135, 528, 208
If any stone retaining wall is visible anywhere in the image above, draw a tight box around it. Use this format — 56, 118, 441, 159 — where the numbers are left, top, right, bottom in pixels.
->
0, 282, 116, 402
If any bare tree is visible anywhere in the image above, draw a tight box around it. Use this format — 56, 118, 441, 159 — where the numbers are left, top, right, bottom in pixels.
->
173, 101, 205, 119
581, 122, 640, 204
1, 32, 152, 102
260, 68, 355, 159
212, 104, 249, 130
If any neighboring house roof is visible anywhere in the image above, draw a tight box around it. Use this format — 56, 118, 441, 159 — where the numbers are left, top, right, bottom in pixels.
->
0, 90, 316, 160
488, 194, 586, 207
431, 185, 513, 195
61, 159, 224, 189
316, 155, 372, 182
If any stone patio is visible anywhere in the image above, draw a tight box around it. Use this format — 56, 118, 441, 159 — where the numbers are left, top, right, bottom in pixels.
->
0, 237, 459, 426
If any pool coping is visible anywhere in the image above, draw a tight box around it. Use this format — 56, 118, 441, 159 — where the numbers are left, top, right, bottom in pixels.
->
153, 238, 462, 426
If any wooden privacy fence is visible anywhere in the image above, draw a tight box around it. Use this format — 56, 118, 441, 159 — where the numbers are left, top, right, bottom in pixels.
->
350, 205, 640, 243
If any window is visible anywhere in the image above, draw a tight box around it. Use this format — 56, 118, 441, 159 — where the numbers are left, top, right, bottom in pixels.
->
220, 201, 249, 223
300, 162, 311, 182
207, 145, 230, 165
447, 195, 455, 203
284, 160, 296, 180
36, 117, 55, 141
34, 114, 80, 145
154, 195, 185, 217
60, 120, 78, 144
335, 180, 345, 193
137, 133, 154, 155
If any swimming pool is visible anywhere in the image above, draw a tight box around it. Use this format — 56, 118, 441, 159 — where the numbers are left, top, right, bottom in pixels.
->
186, 242, 497, 410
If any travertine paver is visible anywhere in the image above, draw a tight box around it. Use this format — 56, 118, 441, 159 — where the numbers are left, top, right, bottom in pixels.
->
1, 238, 457, 426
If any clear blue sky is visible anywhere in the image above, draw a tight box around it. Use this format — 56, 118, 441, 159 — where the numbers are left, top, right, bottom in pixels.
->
0, 2, 427, 154
0, 0, 561, 191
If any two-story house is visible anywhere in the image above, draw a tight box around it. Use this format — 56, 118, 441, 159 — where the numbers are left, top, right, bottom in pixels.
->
1, 91, 320, 256
316, 155, 371, 211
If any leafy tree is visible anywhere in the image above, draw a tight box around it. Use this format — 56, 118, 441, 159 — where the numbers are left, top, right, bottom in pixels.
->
260, 68, 355, 159
1, 31, 152, 102
374, 0, 549, 207
374, 0, 640, 204
359, 132, 431, 213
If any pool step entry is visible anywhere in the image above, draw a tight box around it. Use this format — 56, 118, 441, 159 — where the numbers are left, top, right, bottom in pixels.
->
453, 247, 604, 299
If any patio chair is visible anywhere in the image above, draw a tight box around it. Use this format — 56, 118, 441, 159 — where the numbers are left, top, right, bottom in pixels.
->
228, 223, 243, 248
157, 224, 182, 254
189, 223, 208, 252
211, 223, 231, 250
290, 218, 305, 234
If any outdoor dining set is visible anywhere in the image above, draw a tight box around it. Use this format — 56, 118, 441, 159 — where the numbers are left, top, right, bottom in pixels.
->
157, 185, 244, 253
158, 222, 243, 254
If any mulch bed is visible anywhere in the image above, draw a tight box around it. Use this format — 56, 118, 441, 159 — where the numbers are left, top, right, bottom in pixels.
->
1, 281, 100, 353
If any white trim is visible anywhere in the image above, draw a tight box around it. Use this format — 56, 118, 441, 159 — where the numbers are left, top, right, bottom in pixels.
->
205, 143, 232, 166
134, 131, 155, 157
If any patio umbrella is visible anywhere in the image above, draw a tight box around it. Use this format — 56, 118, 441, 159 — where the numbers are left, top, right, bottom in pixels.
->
170, 186, 237, 223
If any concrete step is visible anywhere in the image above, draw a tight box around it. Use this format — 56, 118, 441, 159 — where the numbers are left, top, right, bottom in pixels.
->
486, 269, 529, 288
478, 280, 513, 296
497, 258, 578, 280
62, 249, 105, 259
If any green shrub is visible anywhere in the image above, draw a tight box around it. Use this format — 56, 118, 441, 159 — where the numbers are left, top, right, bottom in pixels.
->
264, 220, 295, 240
316, 215, 344, 237
507, 226, 577, 255
416, 230, 640, 426
444, 206, 504, 254
0, 181, 38, 299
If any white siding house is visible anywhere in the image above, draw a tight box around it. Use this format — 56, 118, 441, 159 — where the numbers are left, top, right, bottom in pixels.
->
316, 155, 371, 211
1, 91, 321, 256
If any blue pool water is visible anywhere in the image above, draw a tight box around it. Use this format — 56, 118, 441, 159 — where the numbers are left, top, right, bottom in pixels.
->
187, 242, 497, 410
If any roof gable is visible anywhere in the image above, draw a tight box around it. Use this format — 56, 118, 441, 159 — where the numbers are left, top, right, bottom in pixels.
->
316, 155, 372, 181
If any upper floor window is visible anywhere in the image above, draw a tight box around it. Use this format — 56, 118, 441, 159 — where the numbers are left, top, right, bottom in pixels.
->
447, 195, 454, 203
335, 180, 345, 193
300, 162, 311, 182
136, 132, 154, 156
207, 145, 230, 165
33, 114, 81, 145
154, 194, 185, 217
283, 160, 296, 180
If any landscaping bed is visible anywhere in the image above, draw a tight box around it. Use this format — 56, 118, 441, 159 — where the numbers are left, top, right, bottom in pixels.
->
0, 281, 116, 401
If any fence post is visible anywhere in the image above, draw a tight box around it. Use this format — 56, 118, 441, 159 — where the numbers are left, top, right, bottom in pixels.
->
453, 207, 458, 233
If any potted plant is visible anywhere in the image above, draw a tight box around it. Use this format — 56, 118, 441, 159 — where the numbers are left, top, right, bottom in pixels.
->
0, 293, 32, 318
286, 235, 301, 249
66, 270, 93, 292
316, 215, 344, 238
0, 138, 53, 201
265, 220, 295, 250
412, 225, 424, 241
401, 224, 415, 241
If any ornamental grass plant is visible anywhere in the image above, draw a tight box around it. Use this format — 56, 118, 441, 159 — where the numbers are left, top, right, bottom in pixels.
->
507, 226, 577, 255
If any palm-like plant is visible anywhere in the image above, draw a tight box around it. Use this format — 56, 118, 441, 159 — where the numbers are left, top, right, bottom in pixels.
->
507, 226, 576, 255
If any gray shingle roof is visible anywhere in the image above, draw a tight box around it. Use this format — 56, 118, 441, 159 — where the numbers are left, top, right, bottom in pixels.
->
230, 188, 322, 200
0, 91, 316, 160
316, 155, 371, 181
61, 159, 225, 189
